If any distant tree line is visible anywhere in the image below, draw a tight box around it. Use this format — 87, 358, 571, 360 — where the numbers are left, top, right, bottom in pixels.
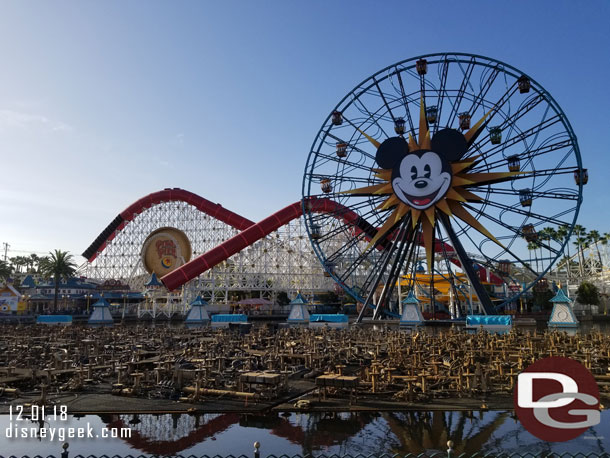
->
1, 249, 76, 310
525, 225, 608, 277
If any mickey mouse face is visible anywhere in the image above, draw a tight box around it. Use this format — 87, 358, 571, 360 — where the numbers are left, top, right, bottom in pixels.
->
375, 128, 468, 210
392, 151, 451, 209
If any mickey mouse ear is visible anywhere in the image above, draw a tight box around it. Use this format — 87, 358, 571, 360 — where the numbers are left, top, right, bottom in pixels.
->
431, 129, 468, 162
375, 137, 408, 169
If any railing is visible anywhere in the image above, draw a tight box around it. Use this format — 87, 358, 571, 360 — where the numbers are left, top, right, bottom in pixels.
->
1, 441, 609, 458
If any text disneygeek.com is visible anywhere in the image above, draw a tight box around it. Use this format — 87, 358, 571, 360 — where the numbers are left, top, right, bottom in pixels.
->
5, 423, 132, 442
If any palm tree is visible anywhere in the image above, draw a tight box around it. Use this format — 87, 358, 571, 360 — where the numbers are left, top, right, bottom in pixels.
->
39, 250, 76, 311
573, 225, 587, 277
26, 253, 42, 273
0, 260, 12, 282
539, 227, 557, 270
527, 241, 539, 272
9, 256, 26, 273
556, 225, 572, 278
28, 254, 36, 272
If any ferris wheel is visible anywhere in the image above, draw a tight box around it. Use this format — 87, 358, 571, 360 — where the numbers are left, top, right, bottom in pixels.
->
302, 52, 585, 319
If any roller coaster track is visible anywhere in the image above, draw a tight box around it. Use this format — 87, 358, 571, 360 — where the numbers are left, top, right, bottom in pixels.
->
83, 188, 503, 293
82, 188, 254, 262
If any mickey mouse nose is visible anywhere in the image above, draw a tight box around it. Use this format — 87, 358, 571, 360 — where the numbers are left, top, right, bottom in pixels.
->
414, 180, 428, 189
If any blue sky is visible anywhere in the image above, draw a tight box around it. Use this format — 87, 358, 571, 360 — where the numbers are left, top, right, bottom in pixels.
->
1, 1, 609, 263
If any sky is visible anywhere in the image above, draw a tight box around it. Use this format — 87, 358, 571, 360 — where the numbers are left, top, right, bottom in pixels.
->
0, 1, 609, 264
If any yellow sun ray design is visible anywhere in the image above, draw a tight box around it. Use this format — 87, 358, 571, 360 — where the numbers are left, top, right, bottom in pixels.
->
377, 195, 400, 211
347, 103, 515, 269
364, 207, 402, 251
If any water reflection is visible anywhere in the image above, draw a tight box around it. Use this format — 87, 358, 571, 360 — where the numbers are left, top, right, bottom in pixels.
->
385, 411, 509, 454
94, 410, 608, 456
0, 410, 607, 455
99, 413, 240, 455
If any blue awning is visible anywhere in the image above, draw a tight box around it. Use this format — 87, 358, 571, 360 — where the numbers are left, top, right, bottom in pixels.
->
211, 314, 247, 323
466, 315, 512, 326
310, 314, 348, 323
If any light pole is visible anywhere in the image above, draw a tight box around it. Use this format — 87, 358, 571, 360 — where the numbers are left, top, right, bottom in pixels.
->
122, 293, 128, 320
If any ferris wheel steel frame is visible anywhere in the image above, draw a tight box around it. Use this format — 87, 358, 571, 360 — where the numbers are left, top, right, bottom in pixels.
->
302, 52, 584, 319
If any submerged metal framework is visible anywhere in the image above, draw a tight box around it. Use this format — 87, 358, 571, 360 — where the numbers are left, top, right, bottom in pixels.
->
82, 194, 336, 305
303, 52, 584, 319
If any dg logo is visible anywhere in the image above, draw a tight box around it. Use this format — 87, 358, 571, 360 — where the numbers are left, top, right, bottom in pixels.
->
514, 356, 601, 442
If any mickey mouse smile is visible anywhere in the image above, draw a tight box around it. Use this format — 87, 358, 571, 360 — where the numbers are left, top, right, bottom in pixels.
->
394, 176, 449, 208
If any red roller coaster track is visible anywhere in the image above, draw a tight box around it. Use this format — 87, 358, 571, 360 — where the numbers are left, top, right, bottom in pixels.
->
82, 188, 254, 262
84, 188, 502, 293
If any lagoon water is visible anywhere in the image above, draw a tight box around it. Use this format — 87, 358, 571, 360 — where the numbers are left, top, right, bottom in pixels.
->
0, 411, 608, 456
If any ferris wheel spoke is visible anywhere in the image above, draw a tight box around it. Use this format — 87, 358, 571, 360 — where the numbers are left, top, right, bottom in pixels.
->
373, 217, 415, 319
349, 97, 391, 139
470, 117, 565, 166
312, 151, 380, 175
439, 213, 495, 314
463, 166, 576, 189
373, 77, 399, 125
459, 204, 524, 250
479, 200, 573, 227
471, 137, 572, 173
324, 231, 368, 265
469, 65, 502, 116
312, 210, 391, 252
436, 224, 463, 306
431, 59, 450, 136
481, 187, 579, 201
462, 203, 562, 257
395, 69, 417, 138
497, 92, 545, 128
359, 225, 403, 289
309, 198, 384, 226
470, 94, 546, 153
309, 174, 380, 188
357, 216, 412, 321
445, 57, 476, 127
316, 221, 369, 250
324, 132, 378, 161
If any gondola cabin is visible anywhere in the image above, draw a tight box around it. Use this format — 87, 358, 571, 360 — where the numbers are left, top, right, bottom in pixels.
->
517, 75, 531, 93
574, 168, 588, 185
321, 179, 332, 194
394, 118, 406, 135
519, 189, 533, 207
331, 110, 343, 126
416, 58, 428, 75
458, 112, 471, 130
336, 142, 348, 158
426, 106, 438, 124
507, 155, 520, 172
489, 126, 502, 145
522, 224, 537, 242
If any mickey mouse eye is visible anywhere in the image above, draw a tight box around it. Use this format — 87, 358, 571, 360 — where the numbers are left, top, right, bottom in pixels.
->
410, 166, 418, 180
424, 164, 431, 178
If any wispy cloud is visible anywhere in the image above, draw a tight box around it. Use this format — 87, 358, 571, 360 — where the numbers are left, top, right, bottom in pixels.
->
0, 109, 73, 133
176, 133, 185, 145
